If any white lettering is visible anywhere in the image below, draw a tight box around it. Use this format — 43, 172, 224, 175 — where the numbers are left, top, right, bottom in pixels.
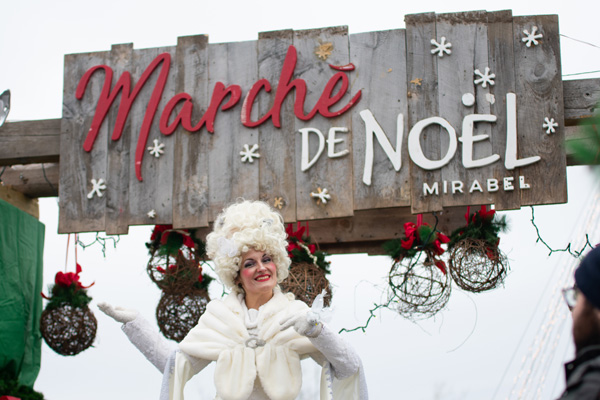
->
487, 179, 499, 192
460, 114, 500, 168
452, 181, 464, 194
469, 180, 483, 193
408, 117, 457, 170
505, 93, 541, 169
519, 175, 531, 189
443, 180, 448, 194
327, 127, 350, 158
503, 177, 514, 191
423, 182, 439, 196
359, 110, 403, 185
299, 128, 325, 172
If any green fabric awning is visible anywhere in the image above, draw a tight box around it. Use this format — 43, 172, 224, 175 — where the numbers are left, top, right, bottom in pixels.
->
0, 199, 45, 386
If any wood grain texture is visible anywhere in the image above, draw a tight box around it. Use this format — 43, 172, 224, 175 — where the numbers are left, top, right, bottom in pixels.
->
563, 78, 600, 125
486, 10, 521, 211
293, 26, 355, 221
513, 15, 567, 206
436, 11, 491, 208
127, 46, 177, 226
257, 30, 297, 223
59, 50, 109, 233
0, 119, 61, 166
172, 35, 210, 229
1, 163, 59, 197
207, 40, 259, 220
105, 43, 133, 235
350, 29, 410, 210
0, 186, 39, 219
405, 13, 443, 213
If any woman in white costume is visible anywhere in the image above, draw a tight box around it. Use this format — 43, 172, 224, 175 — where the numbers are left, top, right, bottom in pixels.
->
99, 200, 368, 400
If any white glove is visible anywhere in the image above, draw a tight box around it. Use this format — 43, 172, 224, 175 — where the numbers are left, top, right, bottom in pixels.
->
279, 311, 323, 338
98, 302, 138, 324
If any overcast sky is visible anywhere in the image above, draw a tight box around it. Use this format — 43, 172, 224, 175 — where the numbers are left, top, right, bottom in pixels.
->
2, 0, 600, 399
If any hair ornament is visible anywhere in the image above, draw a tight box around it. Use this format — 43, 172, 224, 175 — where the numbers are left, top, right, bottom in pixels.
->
217, 237, 238, 258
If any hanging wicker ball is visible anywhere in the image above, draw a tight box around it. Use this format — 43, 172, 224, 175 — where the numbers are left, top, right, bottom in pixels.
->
40, 304, 97, 356
156, 289, 210, 342
147, 248, 201, 294
388, 252, 451, 319
448, 237, 508, 293
280, 262, 332, 307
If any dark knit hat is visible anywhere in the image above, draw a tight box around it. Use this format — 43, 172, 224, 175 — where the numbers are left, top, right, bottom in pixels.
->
575, 246, 600, 310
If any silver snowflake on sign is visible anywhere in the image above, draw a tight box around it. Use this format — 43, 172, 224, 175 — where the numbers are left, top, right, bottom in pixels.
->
147, 209, 157, 219
87, 178, 107, 199
148, 139, 165, 158
430, 37, 452, 57
543, 117, 558, 134
240, 144, 260, 163
310, 187, 331, 205
474, 67, 496, 88
522, 26, 543, 47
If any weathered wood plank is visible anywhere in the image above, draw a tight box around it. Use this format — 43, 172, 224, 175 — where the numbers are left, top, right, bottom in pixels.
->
405, 13, 443, 213
564, 78, 600, 125
105, 43, 133, 235
1, 163, 59, 197
0, 185, 39, 219
513, 15, 567, 206
0, 119, 61, 166
127, 46, 177, 226
257, 30, 297, 223
487, 10, 521, 210
207, 40, 259, 220
172, 35, 210, 229
59, 50, 109, 233
293, 26, 355, 220
350, 29, 410, 210
436, 11, 491, 208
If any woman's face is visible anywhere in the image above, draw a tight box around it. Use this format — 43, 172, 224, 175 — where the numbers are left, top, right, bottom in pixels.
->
237, 249, 278, 295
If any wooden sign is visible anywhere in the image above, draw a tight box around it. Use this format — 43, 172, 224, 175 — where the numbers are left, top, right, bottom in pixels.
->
58, 11, 567, 234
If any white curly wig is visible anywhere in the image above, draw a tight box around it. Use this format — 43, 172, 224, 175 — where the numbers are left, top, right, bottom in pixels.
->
206, 200, 290, 291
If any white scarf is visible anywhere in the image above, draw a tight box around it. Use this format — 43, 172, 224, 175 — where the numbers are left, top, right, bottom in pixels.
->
172, 291, 321, 400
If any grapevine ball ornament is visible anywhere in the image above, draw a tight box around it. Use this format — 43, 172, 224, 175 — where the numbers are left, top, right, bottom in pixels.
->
279, 223, 332, 307
384, 216, 451, 319
146, 225, 213, 341
40, 264, 97, 356
156, 288, 210, 342
448, 206, 509, 293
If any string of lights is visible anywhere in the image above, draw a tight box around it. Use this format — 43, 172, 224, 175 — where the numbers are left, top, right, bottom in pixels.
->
76, 233, 120, 257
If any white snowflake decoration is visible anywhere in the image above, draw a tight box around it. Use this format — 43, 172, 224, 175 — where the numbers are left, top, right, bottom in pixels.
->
543, 117, 558, 134
148, 139, 165, 158
240, 144, 260, 163
522, 26, 543, 48
147, 209, 157, 219
310, 187, 331, 205
474, 67, 496, 88
87, 178, 107, 199
431, 37, 452, 57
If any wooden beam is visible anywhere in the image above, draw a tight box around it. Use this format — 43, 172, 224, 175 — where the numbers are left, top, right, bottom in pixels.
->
0, 185, 39, 219
0, 119, 61, 166
0, 163, 59, 197
564, 78, 600, 126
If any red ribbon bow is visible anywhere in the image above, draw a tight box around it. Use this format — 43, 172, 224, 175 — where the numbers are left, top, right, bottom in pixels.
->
55, 263, 94, 289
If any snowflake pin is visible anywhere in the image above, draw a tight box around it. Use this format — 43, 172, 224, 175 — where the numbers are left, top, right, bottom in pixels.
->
431, 37, 452, 57
87, 178, 107, 199
522, 26, 543, 48
474, 67, 496, 88
310, 187, 331, 205
543, 117, 558, 134
148, 139, 165, 158
147, 209, 157, 219
273, 197, 284, 209
240, 144, 260, 163
315, 42, 334, 60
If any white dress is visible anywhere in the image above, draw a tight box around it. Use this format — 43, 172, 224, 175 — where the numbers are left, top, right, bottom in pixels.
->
122, 290, 368, 400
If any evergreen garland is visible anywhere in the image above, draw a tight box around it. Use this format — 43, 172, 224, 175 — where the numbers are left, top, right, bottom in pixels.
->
286, 223, 331, 273
0, 362, 44, 400
448, 206, 508, 249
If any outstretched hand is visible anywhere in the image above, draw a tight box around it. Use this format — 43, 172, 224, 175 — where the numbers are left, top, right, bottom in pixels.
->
98, 302, 138, 324
279, 311, 323, 338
